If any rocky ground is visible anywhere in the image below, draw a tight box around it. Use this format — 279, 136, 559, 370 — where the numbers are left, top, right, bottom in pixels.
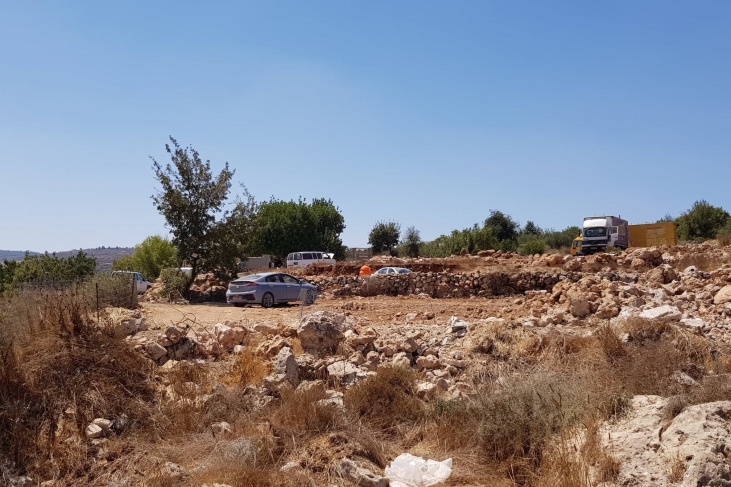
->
8, 243, 731, 486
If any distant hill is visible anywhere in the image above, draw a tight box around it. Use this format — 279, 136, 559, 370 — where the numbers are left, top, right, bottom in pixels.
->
0, 247, 135, 272
0, 250, 41, 261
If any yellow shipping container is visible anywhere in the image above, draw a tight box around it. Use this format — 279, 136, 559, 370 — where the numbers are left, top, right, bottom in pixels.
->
629, 222, 678, 248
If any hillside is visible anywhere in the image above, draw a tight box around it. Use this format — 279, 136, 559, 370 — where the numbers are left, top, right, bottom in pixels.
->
0, 247, 134, 272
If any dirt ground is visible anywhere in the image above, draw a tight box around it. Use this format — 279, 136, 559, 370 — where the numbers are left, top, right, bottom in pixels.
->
141, 294, 522, 334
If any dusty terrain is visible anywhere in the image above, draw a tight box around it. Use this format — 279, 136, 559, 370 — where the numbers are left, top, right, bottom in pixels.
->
6, 243, 731, 487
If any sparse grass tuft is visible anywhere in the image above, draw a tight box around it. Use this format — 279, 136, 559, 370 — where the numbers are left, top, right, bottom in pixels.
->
344, 366, 423, 432
222, 349, 270, 388
271, 384, 344, 439
666, 451, 687, 483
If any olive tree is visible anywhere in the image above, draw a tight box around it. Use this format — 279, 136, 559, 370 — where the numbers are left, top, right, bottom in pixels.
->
677, 200, 730, 241
112, 235, 179, 281
151, 137, 237, 294
252, 197, 346, 261
368, 220, 401, 256
402, 226, 422, 258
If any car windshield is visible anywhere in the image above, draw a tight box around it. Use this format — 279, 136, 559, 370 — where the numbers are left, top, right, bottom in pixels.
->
584, 227, 607, 238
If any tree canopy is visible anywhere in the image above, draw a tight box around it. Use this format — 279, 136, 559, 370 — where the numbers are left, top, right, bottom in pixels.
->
151, 137, 238, 292
113, 235, 179, 281
677, 200, 730, 241
485, 210, 520, 250
369, 221, 401, 256
252, 197, 346, 261
402, 226, 422, 258
0, 251, 96, 294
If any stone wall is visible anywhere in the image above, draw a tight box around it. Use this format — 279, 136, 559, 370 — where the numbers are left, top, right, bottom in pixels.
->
309, 270, 571, 299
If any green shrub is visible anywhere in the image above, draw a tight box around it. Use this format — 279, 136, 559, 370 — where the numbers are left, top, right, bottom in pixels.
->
519, 239, 546, 256
160, 268, 188, 297
717, 220, 731, 246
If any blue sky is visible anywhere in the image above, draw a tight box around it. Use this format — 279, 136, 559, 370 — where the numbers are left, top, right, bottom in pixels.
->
1, 1, 729, 252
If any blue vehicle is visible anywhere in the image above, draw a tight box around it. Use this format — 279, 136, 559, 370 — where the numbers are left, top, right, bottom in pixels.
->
226, 272, 318, 308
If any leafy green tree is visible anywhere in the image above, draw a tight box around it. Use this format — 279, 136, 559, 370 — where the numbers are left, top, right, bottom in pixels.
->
369, 221, 401, 256
657, 214, 675, 223
151, 137, 237, 293
402, 226, 422, 258
519, 239, 546, 256
418, 224, 497, 258
485, 210, 520, 251
112, 235, 179, 281
543, 226, 581, 249
0, 260, 19, 294
252, 197, 346, 261
10, 251, 96, 285
522, 221, 543, 236
676, 200, 730, 241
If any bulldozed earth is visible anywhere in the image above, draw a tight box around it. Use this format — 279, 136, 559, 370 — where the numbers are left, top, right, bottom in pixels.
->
4, 243, 731, 486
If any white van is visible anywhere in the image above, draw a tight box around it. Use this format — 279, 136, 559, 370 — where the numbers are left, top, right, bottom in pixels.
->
286, 251, 336, 268
112, 271, 152, 293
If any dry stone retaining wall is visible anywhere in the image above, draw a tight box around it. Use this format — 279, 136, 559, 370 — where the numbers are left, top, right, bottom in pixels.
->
311, 270, 572, 299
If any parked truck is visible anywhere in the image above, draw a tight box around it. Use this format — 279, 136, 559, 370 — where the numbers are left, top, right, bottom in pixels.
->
577, 215, 630, 255
571, 219, 678, 255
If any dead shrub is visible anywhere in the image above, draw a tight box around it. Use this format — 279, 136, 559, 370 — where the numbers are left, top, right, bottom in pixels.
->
621, 317, 672, 342
344, 366, 423, 432
194, 466, 312, 487
615, 340, 688, 395
271, 384, 344, 440
157, 361, 212, 434
471, 378, 583, 464
666, 451, 687, 483
222, 349, 269, 388
534, 440, 591, 487
595, 324, 626, 362
663, 395, 689, 422
0, 292, 158, 480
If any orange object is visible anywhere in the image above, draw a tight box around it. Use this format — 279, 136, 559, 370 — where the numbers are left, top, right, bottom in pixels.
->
359, 265, 372, 276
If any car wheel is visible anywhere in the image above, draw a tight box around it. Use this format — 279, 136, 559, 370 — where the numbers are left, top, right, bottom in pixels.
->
261, 292, 275, 309
304, 289, 316, 305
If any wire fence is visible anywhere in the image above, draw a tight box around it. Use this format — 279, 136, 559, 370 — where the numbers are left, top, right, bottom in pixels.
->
17, 274, 139, 319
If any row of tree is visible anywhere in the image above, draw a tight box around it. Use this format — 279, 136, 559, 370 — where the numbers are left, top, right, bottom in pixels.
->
0, 251, 97, 294
123, 138, 731, 295
368, 201, 731, 259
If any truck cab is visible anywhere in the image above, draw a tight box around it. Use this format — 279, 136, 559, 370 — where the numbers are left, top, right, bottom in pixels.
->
581, 216, 629, 255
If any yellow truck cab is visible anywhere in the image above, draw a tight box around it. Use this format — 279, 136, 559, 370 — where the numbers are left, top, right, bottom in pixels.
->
570, 235, 583, 256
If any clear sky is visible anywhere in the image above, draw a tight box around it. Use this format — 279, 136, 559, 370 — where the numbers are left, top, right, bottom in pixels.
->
1, 1, 729, 253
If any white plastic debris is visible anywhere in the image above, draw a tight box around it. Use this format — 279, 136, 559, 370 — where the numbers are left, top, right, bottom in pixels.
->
384, 453, 453, 487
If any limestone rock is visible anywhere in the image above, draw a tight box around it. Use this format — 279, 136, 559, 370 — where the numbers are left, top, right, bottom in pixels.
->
297, 311, 349, 355
567, 289, 591, 318
271, 346, 299, 386
639, 305, 681, 322
339, 458, 389, 487
327, 360, 363, 385
713, 285, 731, 305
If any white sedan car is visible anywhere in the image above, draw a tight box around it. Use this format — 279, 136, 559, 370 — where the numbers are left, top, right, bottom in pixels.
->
372, 267, 412, 276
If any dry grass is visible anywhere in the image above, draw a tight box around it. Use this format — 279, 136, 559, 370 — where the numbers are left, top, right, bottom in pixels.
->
193, 466, 313, 487
344, 366, 423, 433
221, 348, 270, 388
6, 286, 731, 485
271, 384, 345, 439
0, 292, 158, 481
666, 451, 687, 482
